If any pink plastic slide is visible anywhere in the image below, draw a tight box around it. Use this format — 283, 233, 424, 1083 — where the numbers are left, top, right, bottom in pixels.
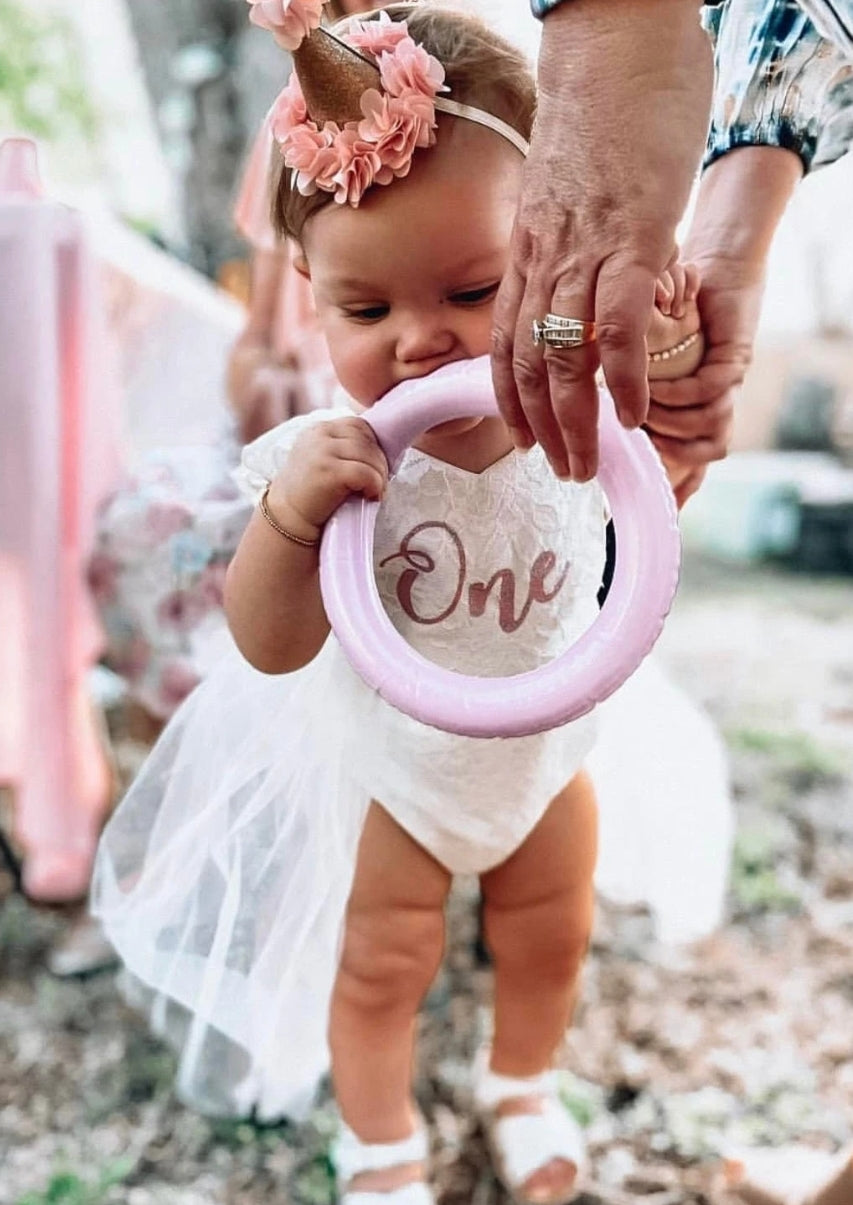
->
0, 138, 118, 901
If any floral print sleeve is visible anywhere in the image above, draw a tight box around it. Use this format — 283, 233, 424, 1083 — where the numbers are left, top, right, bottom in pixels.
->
705, 0, 853, 173
530, 0, 853, 173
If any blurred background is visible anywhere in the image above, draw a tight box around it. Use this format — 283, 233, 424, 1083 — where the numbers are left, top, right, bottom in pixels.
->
1, 2, 852, 1203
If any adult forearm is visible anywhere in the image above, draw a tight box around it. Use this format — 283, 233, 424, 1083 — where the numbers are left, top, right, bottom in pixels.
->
536, 0, 708, 240
686, 146, 803, 280
493, 0, 712, 478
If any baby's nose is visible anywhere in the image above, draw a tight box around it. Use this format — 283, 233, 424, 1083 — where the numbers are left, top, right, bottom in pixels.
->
397, 315, 456, 363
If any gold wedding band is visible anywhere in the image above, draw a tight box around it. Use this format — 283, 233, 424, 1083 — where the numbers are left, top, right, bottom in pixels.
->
532, 314, 597, 350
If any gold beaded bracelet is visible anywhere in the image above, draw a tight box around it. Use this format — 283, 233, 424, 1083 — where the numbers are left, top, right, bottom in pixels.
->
648, 330, 700, 364
259, 485, 321, 548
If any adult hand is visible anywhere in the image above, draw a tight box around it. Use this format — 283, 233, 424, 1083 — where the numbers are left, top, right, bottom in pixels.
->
492, 0, 712, 481
645, 147, 803, 506
646, 266, 765, 507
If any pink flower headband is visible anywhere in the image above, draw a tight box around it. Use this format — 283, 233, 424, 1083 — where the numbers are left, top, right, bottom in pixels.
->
247, 1, 530, 207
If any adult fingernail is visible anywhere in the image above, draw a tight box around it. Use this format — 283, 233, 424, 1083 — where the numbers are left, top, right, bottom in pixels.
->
550, 458, 571, 480
509, 426, 534, 451
617, 407, 641, 429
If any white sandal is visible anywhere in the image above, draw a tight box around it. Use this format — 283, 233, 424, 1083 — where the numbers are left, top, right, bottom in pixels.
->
473, 1065, 586, 1205
332, 1121, 435, 1205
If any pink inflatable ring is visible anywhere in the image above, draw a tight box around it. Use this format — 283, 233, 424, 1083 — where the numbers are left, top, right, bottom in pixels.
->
319, 356, 680, 738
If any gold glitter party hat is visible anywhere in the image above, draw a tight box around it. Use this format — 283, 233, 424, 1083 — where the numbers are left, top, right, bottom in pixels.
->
292, 27, 380, 125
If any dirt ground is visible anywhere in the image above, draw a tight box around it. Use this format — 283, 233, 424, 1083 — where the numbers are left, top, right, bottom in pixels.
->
1, 553, 852, 1205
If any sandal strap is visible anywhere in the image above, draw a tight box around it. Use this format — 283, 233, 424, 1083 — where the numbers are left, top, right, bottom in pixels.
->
490, 1101, 585, 1188
472, 1063, 586, 1191
473, 1066, 557, 1112
341, 1187, 435, 1205
333, 1122, 429, 1182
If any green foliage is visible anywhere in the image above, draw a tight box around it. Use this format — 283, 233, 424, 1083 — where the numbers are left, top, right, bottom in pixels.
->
206, 1114, 292, 1152
730, 828, 802, 914
727, 725, 847, 785
557, 1070, 602, 1127
14, 1159, 133, 1205
0, 0, 97, 144
290, 1157, 335, 1205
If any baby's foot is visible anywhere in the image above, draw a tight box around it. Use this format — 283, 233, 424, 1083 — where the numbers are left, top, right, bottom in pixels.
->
493, 1092, 582, 1203
333, 1122, 434, 1203
474, 1064, 585, 1205
648, 261, 704, 380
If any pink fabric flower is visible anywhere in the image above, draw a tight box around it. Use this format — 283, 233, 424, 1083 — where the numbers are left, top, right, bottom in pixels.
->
265, 15, 444, 207
359, 91, 423, 179
399, 91, 438, 148
246, 0, 323, 51
270, 74, 307, 141
378, 38, 446, 100
348, 11, 410, 57
283, 123, 340, 195
331, 128, 382, 206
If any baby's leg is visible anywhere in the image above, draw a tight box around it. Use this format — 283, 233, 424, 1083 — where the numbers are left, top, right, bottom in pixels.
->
480, 770, 597, 1077
330, 801, 451, 1148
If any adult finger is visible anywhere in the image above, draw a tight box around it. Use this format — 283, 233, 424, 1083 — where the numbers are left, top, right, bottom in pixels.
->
648, 429, 732, 468
595, 257, 655, 431
645, 391, 734, 440
673, 467, 706, 509
651, 361, 744, 408
511, 268, 594, 479
492, 261, 536, 451
541, 337, 601, 481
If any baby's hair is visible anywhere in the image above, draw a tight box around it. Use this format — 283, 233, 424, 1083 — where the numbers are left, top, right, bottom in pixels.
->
271, 4, 536, 242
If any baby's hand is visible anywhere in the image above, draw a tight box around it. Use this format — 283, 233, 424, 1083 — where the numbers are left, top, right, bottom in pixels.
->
648, 260, 704, 381
265, 417, 389, 541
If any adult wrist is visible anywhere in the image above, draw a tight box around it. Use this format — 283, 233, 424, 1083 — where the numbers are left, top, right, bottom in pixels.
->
536, 0, 707, 110
686, 146, 803, 279
532, 0, 715, 11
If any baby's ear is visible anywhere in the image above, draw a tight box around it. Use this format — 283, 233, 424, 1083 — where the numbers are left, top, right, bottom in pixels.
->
292, 251, 310, 279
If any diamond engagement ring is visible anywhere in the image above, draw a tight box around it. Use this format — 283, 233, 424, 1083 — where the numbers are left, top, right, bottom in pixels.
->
532, 314, 597, 350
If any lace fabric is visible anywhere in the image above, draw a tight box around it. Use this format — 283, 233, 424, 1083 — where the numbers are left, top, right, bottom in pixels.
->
93, 401, 734, 1123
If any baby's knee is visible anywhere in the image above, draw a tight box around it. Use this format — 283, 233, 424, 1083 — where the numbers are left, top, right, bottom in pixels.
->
336, 901, 445, 1015
485, 892, 592, 984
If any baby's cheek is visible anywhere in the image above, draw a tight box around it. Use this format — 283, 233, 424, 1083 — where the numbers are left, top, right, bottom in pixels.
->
467, 308, 495, 360
324, 328, 380, 405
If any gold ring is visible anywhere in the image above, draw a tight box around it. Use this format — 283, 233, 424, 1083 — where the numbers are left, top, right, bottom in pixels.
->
532, 314, 597, 350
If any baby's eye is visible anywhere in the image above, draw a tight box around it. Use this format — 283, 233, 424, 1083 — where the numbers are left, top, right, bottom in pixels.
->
450, 283, 500, 306
343, 304, 389, 322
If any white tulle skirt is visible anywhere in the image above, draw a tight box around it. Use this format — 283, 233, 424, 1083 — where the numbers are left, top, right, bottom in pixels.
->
93, 644, 733, 1121
93, 643, 373, 1120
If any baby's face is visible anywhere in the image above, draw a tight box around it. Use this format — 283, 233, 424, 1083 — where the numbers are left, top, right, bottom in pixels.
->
300, 121, 523, 408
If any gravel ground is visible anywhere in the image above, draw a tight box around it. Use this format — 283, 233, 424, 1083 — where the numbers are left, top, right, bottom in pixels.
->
1, 554, 852, 1205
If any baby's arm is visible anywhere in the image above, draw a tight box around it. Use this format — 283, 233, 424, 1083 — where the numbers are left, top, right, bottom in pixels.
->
225, 418, 388, 674
647, 260, 704, 381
